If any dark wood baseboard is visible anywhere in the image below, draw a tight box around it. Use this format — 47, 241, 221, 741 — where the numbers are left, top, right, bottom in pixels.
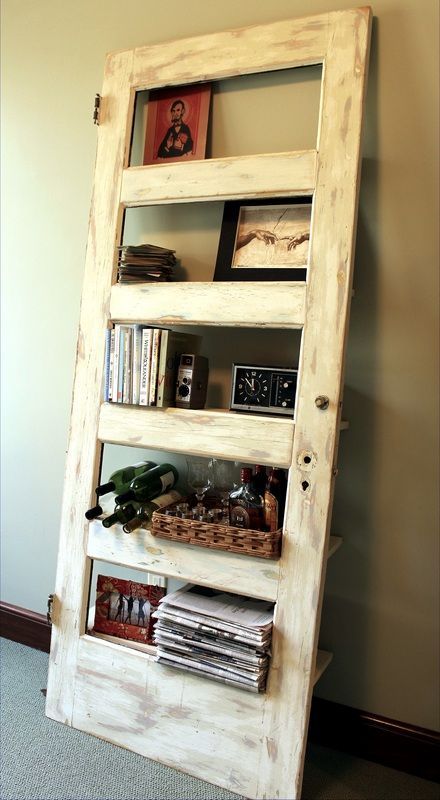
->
1, 601, 438, 783
0, 601, 51, 652
309, 696, 439, 783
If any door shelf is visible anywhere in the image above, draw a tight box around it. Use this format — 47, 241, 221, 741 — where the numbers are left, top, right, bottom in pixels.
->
87, 520, 342, 604
98, 402, 295, 467
99, 403, 348, 464
88, 520, 279, 601
110, 281, 307, 329
121, 150, 317, 207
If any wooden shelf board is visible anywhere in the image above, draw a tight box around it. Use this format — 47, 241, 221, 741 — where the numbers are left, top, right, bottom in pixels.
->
86, 629, 156, 656
121, 150, 316, 207
110, 281, 306, 329
87, 524, 342, 604
87, 520, 280, 602
98, 403, 294, 467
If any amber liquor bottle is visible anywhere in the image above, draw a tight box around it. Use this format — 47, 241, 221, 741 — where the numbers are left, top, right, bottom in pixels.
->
252, 465, 267, 496
229, 467, 265, 530
264, 468, 287, 531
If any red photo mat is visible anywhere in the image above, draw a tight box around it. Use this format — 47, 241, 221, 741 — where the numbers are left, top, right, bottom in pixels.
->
143, 83, 211, 165
93, 574, 165, 644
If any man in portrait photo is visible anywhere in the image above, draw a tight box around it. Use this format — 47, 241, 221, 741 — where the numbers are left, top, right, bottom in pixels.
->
157, 99, 194, 158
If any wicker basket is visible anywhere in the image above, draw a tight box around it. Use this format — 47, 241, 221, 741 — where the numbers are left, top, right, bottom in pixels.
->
151, 498, 281, 559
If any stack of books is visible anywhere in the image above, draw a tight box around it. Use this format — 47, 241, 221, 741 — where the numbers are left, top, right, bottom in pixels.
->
104, 326, 201, 406
153, 584, 274, 693
117, 243, 176, 282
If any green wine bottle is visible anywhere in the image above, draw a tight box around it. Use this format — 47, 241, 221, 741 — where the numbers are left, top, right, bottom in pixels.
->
85, 504, 103, 521
95, 461, 157, 497
115, 463, 178, 505
122, 490, 182, 533
101, 502, 140, 529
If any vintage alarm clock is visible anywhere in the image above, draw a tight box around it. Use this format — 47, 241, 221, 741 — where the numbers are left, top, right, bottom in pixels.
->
230, 364, 297, 416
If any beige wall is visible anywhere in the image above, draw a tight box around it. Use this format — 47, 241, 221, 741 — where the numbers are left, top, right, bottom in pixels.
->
1, 0, 438, 732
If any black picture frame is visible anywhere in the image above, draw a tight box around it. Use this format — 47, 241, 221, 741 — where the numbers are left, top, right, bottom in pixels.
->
213, 197, 312, 282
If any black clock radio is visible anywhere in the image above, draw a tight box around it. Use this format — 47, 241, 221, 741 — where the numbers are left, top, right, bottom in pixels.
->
230, 364, 298, 416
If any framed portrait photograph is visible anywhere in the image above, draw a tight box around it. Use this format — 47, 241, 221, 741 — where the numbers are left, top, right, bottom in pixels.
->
213, 198, 312, 281
143, 83, 211, 165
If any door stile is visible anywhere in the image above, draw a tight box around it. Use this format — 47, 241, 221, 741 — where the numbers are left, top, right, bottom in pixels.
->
45, 50, 135, 724
255, 9, 372, 799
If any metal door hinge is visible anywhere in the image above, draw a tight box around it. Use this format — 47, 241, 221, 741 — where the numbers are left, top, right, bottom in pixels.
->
47, 593, 54, 624
93, 93, 101, 125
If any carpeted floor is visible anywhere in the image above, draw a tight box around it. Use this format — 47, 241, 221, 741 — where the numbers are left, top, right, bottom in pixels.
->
0, 638, 438, 800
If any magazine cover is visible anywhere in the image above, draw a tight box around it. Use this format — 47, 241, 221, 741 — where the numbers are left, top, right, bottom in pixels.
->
93, 574, 165, 644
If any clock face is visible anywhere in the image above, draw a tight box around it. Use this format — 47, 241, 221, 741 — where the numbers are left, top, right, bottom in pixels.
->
233, 368, 270, 407
231, 364, 297, 415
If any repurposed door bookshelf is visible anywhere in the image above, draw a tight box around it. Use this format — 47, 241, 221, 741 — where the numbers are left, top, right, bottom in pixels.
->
46, 8, 371, 800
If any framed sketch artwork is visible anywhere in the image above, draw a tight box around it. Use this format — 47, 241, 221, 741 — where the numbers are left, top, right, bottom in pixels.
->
143, 83, 211, 165
214, 198, 312, 281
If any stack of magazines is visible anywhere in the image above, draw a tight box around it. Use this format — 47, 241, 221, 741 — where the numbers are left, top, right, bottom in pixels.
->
117, 243, 176, 282
153, 584, 274, 693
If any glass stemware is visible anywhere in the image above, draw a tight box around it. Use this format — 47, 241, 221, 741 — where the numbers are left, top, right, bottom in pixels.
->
210, 458, 236, 524
186, 457, 211, 513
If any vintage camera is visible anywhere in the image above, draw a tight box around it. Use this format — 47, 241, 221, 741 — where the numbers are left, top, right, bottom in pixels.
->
175, 354, 209, 409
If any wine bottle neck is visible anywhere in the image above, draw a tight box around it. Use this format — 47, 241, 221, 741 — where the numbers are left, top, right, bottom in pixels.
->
241, 468, 252, 484
85, 504, 103, 521
102, 503, 137, 528
95, 481, 115, 497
